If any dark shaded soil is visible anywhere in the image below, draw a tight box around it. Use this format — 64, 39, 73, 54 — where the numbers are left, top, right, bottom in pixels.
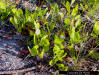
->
0, 21, 36, 70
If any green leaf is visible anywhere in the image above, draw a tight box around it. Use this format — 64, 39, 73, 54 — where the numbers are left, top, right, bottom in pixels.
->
12, 8, 17, 14
14, 16, 18, 25
4, 0, 7, 4
10, 17, 16, 26
63, 66, 68, 71
75, 15, 80, 20
56, 63, 64, 68
70, 27, 80, 43
42, 8, 48, 17
39, 50, 44, 58
75, 19, 81, 28
45, 39, 50, 46
34, 21, 40, 29
10, 17, 13, 23
53, 45, 60, 55
54, 36, 62, 45
43, 46, 49, 52
88, 50, 94, 55
91, 33, 97, 37
66, 1, 70, 14
26, 16, 32, 22
40, 35, 49, 52
60, 32, 65, 39
80, 3, 85, 11
49, 60, 54, 66
93, 22, 99, 35
29, 45, 39, 56
18, 9, 23, 16
50, 21, 56, 30
71, 4, 78, 17
49, 52, 65, 66
92, 53, 99, 58
51, 3, 59, 13
70, 48, 76, 60
60, 44, 65, 49
0, 2, 6, 9
71, 0, 75, 6
50, 44, 67, 66
29, 30, 34, 36
85, 4, 88, 9
25, 9, 31, 20
37, 8, 48, 20
75, 32, 80, 42
88, 0, 96, 3
40, 36, 49, 46
82, 0, 87, 4
96, 39, 99, 45
70, 27, 75, 41
88, 49, 99, 58
34, 34, 37, 45
64, 18, 70, 26
54, 34, 65, 49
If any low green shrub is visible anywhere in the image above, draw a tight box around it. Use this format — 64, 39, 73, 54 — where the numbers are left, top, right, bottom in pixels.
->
0, 0, 15, 21
0, 0, 99, 71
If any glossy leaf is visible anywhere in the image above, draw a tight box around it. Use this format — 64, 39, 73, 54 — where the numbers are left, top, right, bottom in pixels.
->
66, 1, 70, 14
49, 59, 54, 66
0, 2, 6, 9
12, 8, 17, 14
70, 27, 80, 43
51, 3, 59, 13
88, 49, 99, 58
80, 3, 85, 11
10, 17, 15, 25
40, 35, 49, 52
53, 45, 60, 55
71, 4, 78, 17
29, 30, 34, 36
49, 50, 67, 66
93, 22, 99, 35
88, 50, 94, 55
75, 15, 80, 20
29, 45, 39, 56
54, 37, 62, 45
75, 19, 81, 28
14, 16, 18, 25
39, 50, 44, 58
43, 46, 49, 52
64, 18, 70, 26
56, 63, 64, 68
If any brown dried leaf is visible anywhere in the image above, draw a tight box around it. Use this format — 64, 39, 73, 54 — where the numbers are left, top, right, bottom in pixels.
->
2, 34, 8, 39
63, 57, 74, 63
